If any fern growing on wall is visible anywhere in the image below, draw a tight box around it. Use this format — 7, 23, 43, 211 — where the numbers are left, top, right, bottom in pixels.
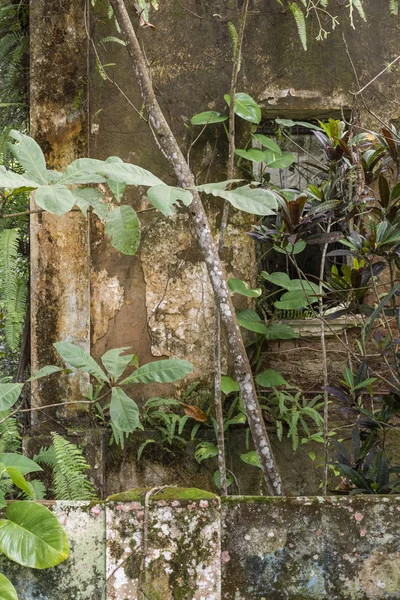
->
0, 228, 27, 352
34, 433, 97, 501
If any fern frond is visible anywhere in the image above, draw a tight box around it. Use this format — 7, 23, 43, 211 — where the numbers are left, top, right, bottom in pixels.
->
0, 229, 27, 351
289, 2, 307, 51
0, 410, 21, 453
389, 0, 399, 15
348, 0, 366, 28
35, 434, 97, 501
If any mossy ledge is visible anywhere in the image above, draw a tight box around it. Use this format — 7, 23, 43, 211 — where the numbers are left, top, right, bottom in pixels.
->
107, 486, 218, 502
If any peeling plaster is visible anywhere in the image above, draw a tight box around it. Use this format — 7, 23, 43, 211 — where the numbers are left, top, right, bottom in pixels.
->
91, 269, 125, 344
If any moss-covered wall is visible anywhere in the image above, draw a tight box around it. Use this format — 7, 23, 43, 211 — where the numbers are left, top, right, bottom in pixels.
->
2, 492, 400, 599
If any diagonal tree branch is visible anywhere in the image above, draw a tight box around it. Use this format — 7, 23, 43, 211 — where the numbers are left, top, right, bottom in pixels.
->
108, 0, 282, 495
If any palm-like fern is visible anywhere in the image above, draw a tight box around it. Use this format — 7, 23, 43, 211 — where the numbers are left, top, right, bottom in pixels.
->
0, 228, 27, 352
0, 408, 21, 453
34, 433, 97, 501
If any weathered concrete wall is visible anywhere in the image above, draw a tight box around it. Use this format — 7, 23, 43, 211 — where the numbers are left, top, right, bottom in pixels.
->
30, 0, 90, 423
2, 491, 400, 599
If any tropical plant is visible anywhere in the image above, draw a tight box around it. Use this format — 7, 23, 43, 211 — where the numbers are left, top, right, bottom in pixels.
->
34, 433, 97, 501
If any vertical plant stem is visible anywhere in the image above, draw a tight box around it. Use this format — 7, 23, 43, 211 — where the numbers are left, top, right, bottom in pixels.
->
320, 221, 331, 496
213, 0, 250, 497
109, 0, 282, 495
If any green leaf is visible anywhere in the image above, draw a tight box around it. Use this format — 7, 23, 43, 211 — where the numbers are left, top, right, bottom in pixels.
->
53, 342, 109, 383
101, 35, 127, 45
213, 469, 233, 489
275, 119, 323, 131
0, 454, 42, 475
0, 166, 39, 190
0, 383, 23, 411
264, 152, 296, 169
0, 502, 69, 569
240, 451, 262, 469
289, 2, 307, 51
195, 182, 277, 216
389, 0, 399, 15
274, 240, 306, 255
105, 206, 141, 255
274, 289, 317, 310
252, 134, 282, 154
0, 574, 18, 600
224, 92, 261, 124
190, 111, 228, 125
101, 347, 134, 382
235, 148, 269, 163
27, 365, 64, 382
6, 467, 33, 496
72, 188, 109, 220
34, 185, 76, 215
265, 323, 299, 340
261, 271, 293, 289
119, 359, 193, 385
256, 369, 289, 387
147, 185, 193, 217
96, 161, 163, 187
110, 387, 140, 432
59, 158, 107, 185
221, 376, 240, 395
194, 442, 218, 463
9, 130, 47, 184
353, 378, 377, 391
228, 278, 261, 298
236, 309, 268, 334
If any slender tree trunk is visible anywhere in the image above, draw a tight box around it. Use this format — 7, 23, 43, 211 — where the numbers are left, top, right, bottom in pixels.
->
109, 0, 282, 495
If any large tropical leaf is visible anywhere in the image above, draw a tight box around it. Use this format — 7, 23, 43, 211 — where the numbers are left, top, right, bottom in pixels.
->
95, 161, 163, 187
265, 323, 298, 340
256, 369, 289, 387
101, 347, 134, 382
34, 185, 76, 215
119, 359, 193, 385
195, 182, 277, 215
0, 383, 23, 411
58, 158, 107, 185
8, 130, 47, 184
27, 365, 64, 382
53, 342, 109, 383
228, 278, 261, 298
109, 387, 140, 432
105, 205, 141, 255
0, 502, 69, 569
224, 93, 261, 124
147, 185, 193, 216
236, 309, 268, 334
0, 166, 38, 190
0, 454, 42, 475
0, 574, 17, 600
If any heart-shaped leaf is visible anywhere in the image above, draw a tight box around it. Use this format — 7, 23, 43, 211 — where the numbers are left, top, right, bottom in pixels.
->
0, 454, 42, 475
236, 309, 268, 334
256, 369, 289, 388
0, 502, 69, 569
224, 93, 261, 124
228, 278, 261, 298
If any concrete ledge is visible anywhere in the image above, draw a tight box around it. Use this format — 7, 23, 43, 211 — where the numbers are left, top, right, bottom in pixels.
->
1, 492, 399, 599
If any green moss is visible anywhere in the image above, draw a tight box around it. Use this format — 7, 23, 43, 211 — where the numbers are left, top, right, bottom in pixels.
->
107, 487, 218, 502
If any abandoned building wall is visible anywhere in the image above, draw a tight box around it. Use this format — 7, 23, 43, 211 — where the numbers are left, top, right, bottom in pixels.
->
2, 492, 400, 599
28, 1, 400, 493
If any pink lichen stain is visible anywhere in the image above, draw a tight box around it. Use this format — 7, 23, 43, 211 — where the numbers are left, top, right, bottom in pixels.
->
200, 500, 209, 508
340, 532, 345, 537
221, 550, 231, 564
289, 543, 295, 549
131, 502, 142, 510
187, 502, 197, 510
397, 506, 400, 512
354, 512, 364, 522
90, 506, 101, 516
316, 530, 322, 536
171, 500, 180, 507
137, 511, 144, 518
360, 529, 367, 537
158, 500, 166, 507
